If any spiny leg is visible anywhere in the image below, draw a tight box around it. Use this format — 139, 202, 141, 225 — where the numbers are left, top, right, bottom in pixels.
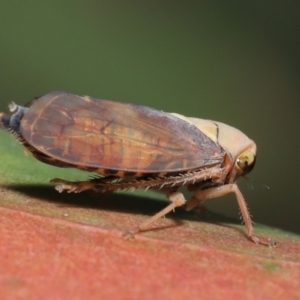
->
186, 184, 276, 247
51, 178, 187, 236
124, 190, 186, 238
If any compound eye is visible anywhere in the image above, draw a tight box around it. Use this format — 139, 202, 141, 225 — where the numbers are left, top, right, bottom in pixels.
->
236, 151, 256, 176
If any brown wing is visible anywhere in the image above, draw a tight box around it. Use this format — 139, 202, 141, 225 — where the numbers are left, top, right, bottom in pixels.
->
20, 92, 224, 173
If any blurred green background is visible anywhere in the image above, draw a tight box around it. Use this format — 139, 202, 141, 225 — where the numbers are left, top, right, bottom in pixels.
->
0, 1, 299, 234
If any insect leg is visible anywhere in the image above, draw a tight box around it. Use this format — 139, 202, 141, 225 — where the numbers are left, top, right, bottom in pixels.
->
186, 184, 276, 247
50, 176, 118, 193
50, 178, 97, 193
124, 190, 186, 237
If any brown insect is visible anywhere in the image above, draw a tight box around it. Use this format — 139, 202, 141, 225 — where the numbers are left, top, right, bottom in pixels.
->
0, 91, 275, 246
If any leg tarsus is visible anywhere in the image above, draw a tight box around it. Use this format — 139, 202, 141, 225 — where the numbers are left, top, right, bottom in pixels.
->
50, 178, 96, 193
122, 228, 138, 240
249, 234, 277, 247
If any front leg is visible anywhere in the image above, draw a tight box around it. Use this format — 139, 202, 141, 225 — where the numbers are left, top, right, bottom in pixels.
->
186, 184, 276, 247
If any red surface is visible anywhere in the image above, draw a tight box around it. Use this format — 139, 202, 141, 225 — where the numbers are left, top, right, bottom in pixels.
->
0, 186, 300, 299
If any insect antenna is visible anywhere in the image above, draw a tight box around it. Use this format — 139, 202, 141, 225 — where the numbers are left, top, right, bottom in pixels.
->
243, 176, 270, 191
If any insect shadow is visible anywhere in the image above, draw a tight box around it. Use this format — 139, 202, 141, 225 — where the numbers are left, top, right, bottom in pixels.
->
5, 183, 244, 235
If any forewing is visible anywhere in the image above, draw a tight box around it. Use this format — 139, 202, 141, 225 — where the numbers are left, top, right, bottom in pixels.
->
21, 92, 224, 173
